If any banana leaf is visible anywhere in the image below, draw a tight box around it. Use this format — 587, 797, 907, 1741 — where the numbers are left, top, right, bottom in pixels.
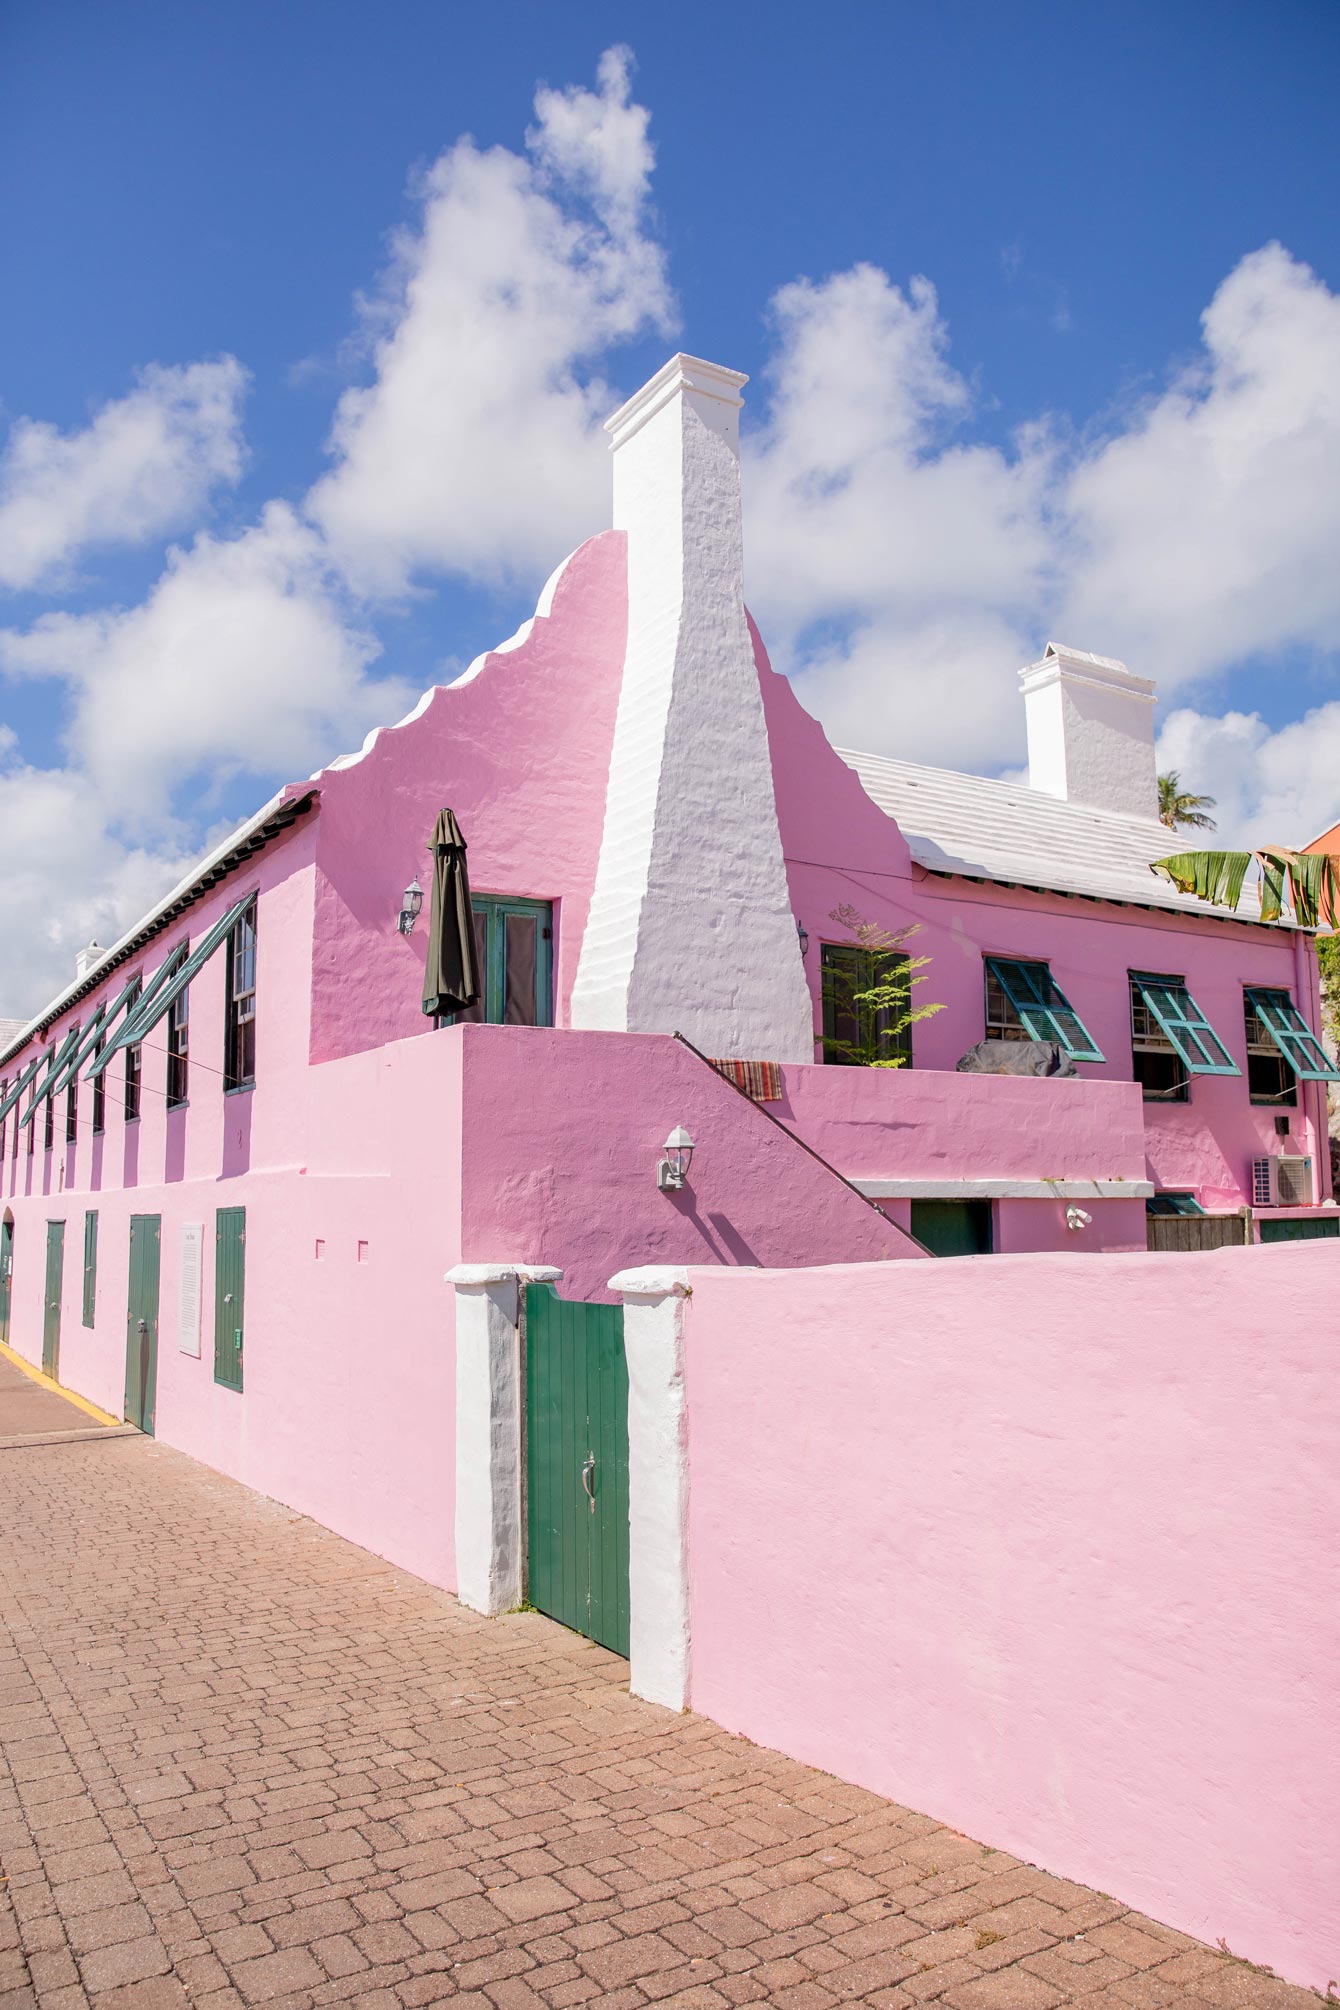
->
1152, 847, 1340, 927
1150, 850, 1251, 910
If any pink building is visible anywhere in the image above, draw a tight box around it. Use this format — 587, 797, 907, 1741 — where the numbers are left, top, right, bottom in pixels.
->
0, 352, 1335, 1583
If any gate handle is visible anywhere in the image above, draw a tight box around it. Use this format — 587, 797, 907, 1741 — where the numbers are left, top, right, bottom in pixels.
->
581, 1452, 596, 1513
137, 1319, 148, 1334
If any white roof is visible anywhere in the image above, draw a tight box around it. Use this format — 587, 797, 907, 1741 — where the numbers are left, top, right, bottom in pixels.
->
838, 750, 1277, 927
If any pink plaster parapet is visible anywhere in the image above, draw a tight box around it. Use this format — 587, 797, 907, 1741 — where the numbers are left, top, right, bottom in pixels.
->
307, 531, 629, 1065
452, 1023, 1152, 1294
680, 1247, 1340, 1992
453, 1023, 920, 1296
777, 1058, 1147, 1186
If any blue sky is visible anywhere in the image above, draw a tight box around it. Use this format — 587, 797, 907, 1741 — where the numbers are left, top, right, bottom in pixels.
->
1, 1, 1339, 1013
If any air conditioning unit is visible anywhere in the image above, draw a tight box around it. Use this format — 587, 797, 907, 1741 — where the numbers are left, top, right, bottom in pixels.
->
1251, 1154, 1314, 1208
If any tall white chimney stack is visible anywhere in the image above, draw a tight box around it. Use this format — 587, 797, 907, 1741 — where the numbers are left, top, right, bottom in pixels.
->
1020, 642, 1158, 820
570, 355, 814, 1061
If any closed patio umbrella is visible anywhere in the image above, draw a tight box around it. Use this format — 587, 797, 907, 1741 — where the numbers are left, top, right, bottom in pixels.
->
422, 808, 480, 1018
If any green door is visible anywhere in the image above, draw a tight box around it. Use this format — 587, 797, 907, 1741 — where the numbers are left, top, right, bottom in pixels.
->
525, 1285, 630, 1657
42, 1221, 65, 1378
124, 1214, 161, 1433
911, 1198, 994, 1257
213, 1207, 245, 1391
0, 1218, 13, 1347
1258, 1215, 1340, 1244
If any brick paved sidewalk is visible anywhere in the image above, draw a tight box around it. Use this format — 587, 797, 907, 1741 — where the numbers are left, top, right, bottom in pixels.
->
0, 1432, 1320, 2010
0, 1350, 124, 1444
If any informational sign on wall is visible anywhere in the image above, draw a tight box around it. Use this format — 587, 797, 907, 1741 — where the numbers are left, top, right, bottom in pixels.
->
178, 1221, 203, 1356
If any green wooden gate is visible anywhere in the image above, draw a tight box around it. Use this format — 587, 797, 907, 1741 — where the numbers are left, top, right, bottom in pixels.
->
42, 1221, 65, 1378
0, 1218, 13, 1348
213, 1207, 245, 1391
124, 1214, 161, 1434
525, 1284, 630, 1657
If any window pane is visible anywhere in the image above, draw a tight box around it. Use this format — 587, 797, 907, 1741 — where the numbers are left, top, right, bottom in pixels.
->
457, 908, 489, 1024
503, 912, 538, 1025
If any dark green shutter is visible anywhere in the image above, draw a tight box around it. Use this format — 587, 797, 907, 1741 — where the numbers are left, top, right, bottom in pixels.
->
82, 1211, 98, 1327
42, 1221, 65, 1378
214, 1207, 245, 1391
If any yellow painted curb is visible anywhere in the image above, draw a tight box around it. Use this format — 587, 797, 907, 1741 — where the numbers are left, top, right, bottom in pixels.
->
0, 1340, 121, 1428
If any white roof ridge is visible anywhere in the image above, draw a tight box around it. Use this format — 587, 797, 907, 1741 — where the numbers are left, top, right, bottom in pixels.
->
835, 747, 1167, 833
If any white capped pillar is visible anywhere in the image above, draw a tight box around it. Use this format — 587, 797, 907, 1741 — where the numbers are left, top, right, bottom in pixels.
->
448, 1262, 562, 1616
609, 1265, 693, 1712
1020, 642, 1158, 819
570, 355, 814, 1062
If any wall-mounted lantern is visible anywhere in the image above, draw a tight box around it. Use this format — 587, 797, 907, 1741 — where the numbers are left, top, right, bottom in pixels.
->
397, 876, 425, 936
1065, 1205, 1092, 1232
795, 917, 810, 959
657, 1126, 695, 1192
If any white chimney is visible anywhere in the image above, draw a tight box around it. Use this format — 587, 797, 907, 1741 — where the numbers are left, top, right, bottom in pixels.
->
570, 355, 814, 1062
75, 940, 103, 980
1020, 642, 1158, 819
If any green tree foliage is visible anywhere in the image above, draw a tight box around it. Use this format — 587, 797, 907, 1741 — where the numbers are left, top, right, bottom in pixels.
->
820, 905, 944, 1068
1157, 771, 1217, 831
1317, 931, 1340, 1046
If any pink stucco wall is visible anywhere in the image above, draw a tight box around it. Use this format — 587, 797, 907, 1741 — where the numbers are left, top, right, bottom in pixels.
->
680, 1248, 1340, 1990
307, 530, 628, 1064
757, 624, 1330, 1210
0, 834, 467, 1595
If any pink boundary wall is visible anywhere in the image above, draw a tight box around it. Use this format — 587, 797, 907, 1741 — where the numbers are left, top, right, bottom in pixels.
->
680, 1246, 1340, 1990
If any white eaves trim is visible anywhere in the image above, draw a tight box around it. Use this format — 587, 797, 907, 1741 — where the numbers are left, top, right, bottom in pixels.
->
853, 1177, 1155, 1200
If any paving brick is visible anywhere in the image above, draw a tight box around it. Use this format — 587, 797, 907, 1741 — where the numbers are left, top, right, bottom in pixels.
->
0, 1414, 1319, 2010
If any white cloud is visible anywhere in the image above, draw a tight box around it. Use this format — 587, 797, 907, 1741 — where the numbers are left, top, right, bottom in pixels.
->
1058, 244, 1340, 684
0, 504, 406, 821
745, 263, 1054, 763
1157, 702, 1340, 851
0, 756, 198, 1021
745, 243, 1340, 780
308, 44, 672, 595
0, 359, 248, 592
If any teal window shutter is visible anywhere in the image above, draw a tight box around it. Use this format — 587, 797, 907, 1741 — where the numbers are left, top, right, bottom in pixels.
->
1146, 1192, 1205, 1216
20, 1026, 81, 1126
985, 957, 1104, 1062
0, 1054, 43, 1124
97, 896, 253, 1070
50, 976, 141, 1095
1245, 987, 1340, 1082
1130, 973, 1240, 1075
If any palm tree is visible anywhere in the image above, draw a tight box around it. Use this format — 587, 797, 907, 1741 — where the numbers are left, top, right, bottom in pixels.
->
1151, 846, 1340, 926
1157, 771, 1217, 831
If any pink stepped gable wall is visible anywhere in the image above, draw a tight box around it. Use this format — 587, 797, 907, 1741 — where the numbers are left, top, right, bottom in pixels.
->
680, 1248, 1340, 1991
307, 530, 628, 1064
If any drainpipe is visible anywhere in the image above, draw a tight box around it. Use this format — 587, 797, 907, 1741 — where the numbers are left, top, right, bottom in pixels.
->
1293, 928, 1333, 1204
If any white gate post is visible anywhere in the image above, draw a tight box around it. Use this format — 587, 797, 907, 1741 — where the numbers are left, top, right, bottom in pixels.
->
447, 1262, 562, 1616
608, 1266, 693, 1711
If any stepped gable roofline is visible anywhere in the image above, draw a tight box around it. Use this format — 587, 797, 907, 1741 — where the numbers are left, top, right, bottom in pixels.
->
0, 783, 318, 1069
839, 747, 1298, 931
0, 535, 605, 1073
